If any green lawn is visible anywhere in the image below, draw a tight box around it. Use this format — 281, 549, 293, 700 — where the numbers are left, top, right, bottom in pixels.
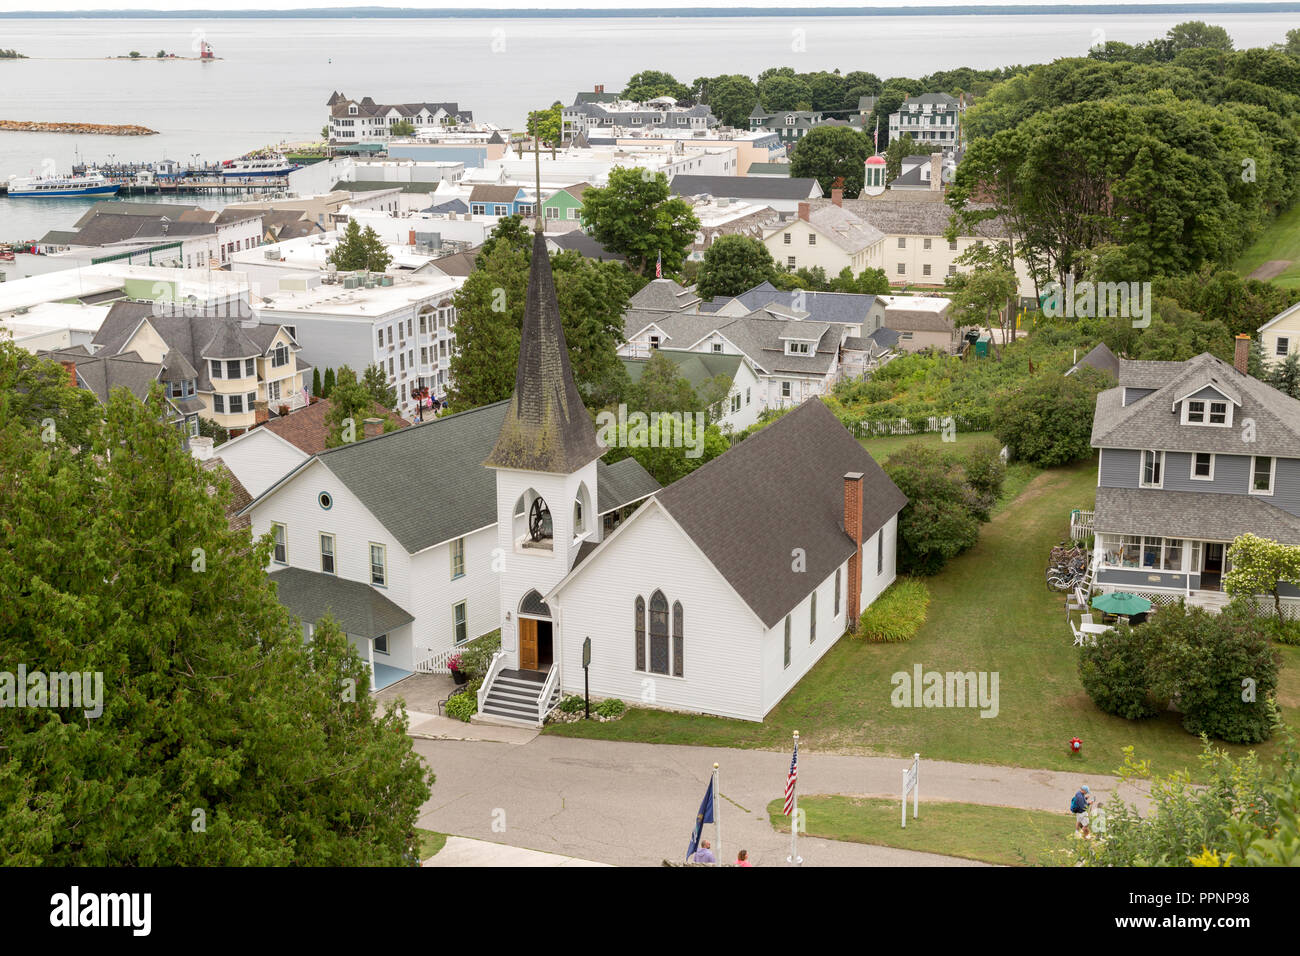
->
545, 454, 1298, 779
416, 828, 447, 860
858, 429, 1037, 516
1236, 202, 1300, 290
766, 795, 1073, 866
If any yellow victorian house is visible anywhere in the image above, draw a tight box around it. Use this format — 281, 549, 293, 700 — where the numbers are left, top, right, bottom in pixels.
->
91, 300, 310, 437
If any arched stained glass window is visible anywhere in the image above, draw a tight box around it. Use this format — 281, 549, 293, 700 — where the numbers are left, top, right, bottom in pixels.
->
649, 590, 669, 675
634, 595, 645, 672
672, 601, 684, 678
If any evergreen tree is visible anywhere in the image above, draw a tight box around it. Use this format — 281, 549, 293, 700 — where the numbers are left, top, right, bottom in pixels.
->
328, 219, 392, 273
311, 366, 322, 398
0, 384, 431, 864
1268, 352, 1300, 399
322, 367, 336, 399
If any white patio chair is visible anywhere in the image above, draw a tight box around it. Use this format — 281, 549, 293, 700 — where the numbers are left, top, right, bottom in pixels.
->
1066, 590, 1087, 620
1080, 612, 1094, 627
1070, 620, 1084, 647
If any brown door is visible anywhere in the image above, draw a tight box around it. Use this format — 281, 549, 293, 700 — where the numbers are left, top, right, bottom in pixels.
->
519, 618, 538, 671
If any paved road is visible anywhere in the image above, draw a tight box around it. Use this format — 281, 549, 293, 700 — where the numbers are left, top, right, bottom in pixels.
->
414, 736, 1146, 867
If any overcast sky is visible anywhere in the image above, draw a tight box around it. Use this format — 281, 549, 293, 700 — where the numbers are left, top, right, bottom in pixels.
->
0, 0, 1256, 13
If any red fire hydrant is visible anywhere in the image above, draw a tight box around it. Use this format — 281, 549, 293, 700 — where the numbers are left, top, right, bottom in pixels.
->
1070, 737, 1083, 755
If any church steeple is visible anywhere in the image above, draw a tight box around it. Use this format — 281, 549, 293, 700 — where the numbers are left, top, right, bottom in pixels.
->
484, 133, 603, 474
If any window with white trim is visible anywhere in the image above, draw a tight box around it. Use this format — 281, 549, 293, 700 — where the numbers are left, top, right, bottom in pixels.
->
370, 543, 386, 586
1191, 452, 1214, 480
453, 601, 468, 645
319, 533, 335, 574
1276, 336, 1290, 357
1140, 449, 1164, 488
1251, 456, 1275, 494
374, 634, 389, 655
450, 537, 465, 578
271, 523, 287, 563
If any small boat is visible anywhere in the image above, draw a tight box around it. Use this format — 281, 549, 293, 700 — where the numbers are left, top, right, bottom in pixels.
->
7, 170, 120, 198
219, 152, 301, 178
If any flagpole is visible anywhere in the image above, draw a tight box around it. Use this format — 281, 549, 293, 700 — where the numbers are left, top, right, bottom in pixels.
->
713, 762, 721, 867
787, 730, 801, 867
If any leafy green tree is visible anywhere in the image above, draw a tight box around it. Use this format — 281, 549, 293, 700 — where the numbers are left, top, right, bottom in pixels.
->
362, 362, 397, 409
706, 74, 759, 128
884, 443, 985, 575
829, 266, 891, 295
328, 219, 392, 272
551, 250, 635, 409
0, 386, 432, 864
867, 86, 909, 147
477, 214, 531, 263
0, 340, 100, 449
993, 367, 1108, 467
321, 367, 336, 399
1165, 20, 1234, 54
527, 101, 562, 144
945, 240, 1019, 359
1078, 622, 1162, 719
446, 240, 528, 412
627, 350, 698, 416
622, 70, 691, 103
325, 366, 396, 447
696, 235, 778, 300
789, 125, 870, 197
806, 71, 847, 113
758, 74, 813, 112
579, 167, 700, 277
390, 119, 415, 137
884, 132, 918, 183
1225, 533, 1300, 623
1285, 28, 1300, 58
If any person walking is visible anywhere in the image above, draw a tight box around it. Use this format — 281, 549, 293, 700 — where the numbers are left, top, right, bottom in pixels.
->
735, 849, 752, 867
1071, 784, 1094, 838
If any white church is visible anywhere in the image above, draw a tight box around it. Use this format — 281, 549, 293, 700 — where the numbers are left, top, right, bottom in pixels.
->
244, 225, 907, 725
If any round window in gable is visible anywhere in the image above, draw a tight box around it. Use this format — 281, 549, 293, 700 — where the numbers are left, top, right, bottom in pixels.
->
318, 492, 333, 510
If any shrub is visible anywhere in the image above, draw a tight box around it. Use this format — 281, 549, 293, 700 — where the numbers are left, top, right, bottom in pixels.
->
595, 697, 627, 718
558, 694, 586, 714
858, 578, 930, 642
444, 692, 476, 723
1078, 622, 1160, 719
457, 630, 501, 680
994, 367, 1109, 468
1148, 603, 1281, 744
1256, 616, 1300, 646
884, 444, 986, 575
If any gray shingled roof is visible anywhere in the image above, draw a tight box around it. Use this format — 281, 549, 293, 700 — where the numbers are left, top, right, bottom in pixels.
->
69, 213, 216, 247
1094, 486, 1300, 546
803, 204, 885, 254
1066, 342, 1120, 378
269, 566, 414, 639
700, 281, 876, 326
548, 231, 625, 262
883, 307, 954, 334
670, 175, 821, 201
622, 349, 742, 393
816, 198, 1009, 239
654, 399, 907, 627
628, 278, 700, 313
486, 230, 606, 474
625, 308, 843, 376
258, 398, 658, 554
1092, 353, 1300, 457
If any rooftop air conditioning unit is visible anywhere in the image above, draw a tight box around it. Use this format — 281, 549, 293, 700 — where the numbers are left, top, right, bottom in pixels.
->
264, 248, 280, 260
342, 276, 360, 289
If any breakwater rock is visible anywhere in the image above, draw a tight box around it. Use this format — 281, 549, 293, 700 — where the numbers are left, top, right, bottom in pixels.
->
0, 120, 158, 136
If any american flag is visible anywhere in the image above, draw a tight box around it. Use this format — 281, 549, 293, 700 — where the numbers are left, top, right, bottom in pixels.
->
783, 738, 799, 816
655, 250, 662, 279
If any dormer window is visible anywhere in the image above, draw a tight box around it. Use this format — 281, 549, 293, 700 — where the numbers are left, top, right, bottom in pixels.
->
787, 342, 811, 355
272, 344, 289, 368
1181, 392, 1232, 427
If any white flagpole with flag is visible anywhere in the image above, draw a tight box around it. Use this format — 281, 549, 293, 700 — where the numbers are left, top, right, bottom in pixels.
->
784, 730, 801, 866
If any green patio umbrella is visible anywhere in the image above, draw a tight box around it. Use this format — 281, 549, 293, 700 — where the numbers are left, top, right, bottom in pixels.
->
1091, 592, 1153, 616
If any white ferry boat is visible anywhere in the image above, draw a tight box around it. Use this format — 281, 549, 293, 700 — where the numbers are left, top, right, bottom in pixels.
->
6, 171, 120, 198
219, 153, 301, 178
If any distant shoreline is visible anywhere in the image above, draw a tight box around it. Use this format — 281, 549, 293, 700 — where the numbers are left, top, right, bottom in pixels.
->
3, 4, 1300, 19
0, 120, 158, 136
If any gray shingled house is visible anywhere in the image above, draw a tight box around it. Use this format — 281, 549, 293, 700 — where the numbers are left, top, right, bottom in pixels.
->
1087, 340, 1300, 616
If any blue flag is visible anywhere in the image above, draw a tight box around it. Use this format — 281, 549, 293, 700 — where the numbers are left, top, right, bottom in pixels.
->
685, 777, 715, 861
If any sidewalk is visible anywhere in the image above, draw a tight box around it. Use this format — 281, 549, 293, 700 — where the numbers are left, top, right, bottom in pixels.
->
407, 710, 538, 744
426, 836, 610, 867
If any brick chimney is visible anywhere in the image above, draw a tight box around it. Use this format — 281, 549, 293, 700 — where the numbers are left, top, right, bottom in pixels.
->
253, 400, 268, 425
408, 228, 416, 246
929, 153, 943, 192
831, 188, 843, 207
61, 360, 78, 388
797, 201, 811, 222
595, 84, 604, 94
1234, 334, 1251, 374
843, 472, 865, 633
363, 417, 384, 439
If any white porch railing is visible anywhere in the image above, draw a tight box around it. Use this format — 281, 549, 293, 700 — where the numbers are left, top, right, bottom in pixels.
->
1070, 509, 1094, 542
535, 665, 561, 727
414, 645, 462, 675
476, 651, 506, 714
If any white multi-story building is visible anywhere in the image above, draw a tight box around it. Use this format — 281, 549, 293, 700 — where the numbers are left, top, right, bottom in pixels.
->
888, 93, 964, 153
326, 92, 473, 145
252, 272, 464, 418
561, 95, 717, 140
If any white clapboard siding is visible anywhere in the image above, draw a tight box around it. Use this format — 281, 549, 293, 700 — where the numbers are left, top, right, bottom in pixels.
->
552, 502, 767, 721
407, 525, 500, 655
217, 428, 307, 498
